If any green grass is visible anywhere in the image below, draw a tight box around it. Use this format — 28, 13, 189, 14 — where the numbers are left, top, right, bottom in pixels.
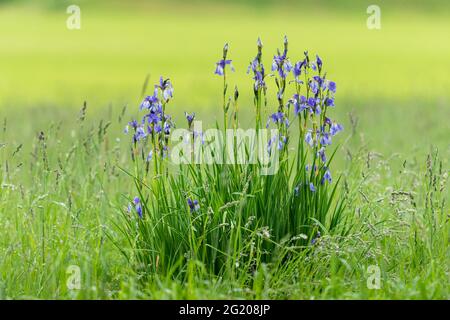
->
0, 1, 448, 299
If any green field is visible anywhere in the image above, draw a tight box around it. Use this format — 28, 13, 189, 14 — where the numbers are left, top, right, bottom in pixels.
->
0, 0, 448, 299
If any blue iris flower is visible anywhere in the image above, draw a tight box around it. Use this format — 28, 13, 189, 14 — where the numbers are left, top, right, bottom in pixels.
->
133, 196, 143, 218
215, 59, 234, 76
330, 122, 343, 136
328, 81, 336, 93
187, 198, 200, 213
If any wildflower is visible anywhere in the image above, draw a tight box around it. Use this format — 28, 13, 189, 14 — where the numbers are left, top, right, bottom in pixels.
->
319, 131, 332, 146
315, 105, 321, 115
278, 135, 287, 150
272, 53, 292, 79
267, 135, 276, 154
145, 112, 160, 125
309, 80, 319, 95
154, 124, 162, 134
291, 94, 307, 115
307, 97, 317, 108
128, 120, 138, 130
322, 169, 332, 184
305, 131, 314, 147
309, 182, 316, 192
324, 97, 335, 107
318, 147, 327, 163
253, 67, 267, 91
215, 43, 234, 76
215, 59, 234, 76
133, 196, 143, 218
271, 36, 292, 79
267, 112, 289, 128
330, 122, 343, 136
134, 126, 147, 141
247, 39, 267, 93
140, 88, 160, 110
316, 54, 323, 72
164, 121, 171, 135
313, 75, 326, 90
185, 112, 195, 128
328, 81, 337, 93
293, 60, 306, 80
155, 76, 174, 101
187, 198, 200, 213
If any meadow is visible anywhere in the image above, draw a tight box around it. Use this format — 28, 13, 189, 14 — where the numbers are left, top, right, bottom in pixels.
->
0, 0, 448, 299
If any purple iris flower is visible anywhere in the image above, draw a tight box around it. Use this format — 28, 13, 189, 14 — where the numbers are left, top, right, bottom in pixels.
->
315, 105, 321, 115
309, 80, 319, 95
187, 198, 200, 213
164, 122, 171, 135
330, 122, 343, 136
324, 97, 335, 107
271, 112, 284, 123
215, 59, 234, 76
155, 76, 174, 101
316, 55, 323, 71
267, 112, 288, 128
185, 112, 195, 126
293, 60, 306, 79
323, 169, 332, 184
278, 135, 287, 150
292, 94, 308, 115
267, 135, 276, 155
134, 126, 147, 141
154, 124, 162, 134
305, 131, 314, 147
328, 81, 336, 93
313, 76, 326, 90
320, 132, 332, 146
307, 97, 316, 108
129, 120, 138, 130
140, 88, 160, 110
146, 112, 160, 125
272, 52, 292, 79
309, 182, 316, 192
133, 196, 142, 218
318, 147, 327, 163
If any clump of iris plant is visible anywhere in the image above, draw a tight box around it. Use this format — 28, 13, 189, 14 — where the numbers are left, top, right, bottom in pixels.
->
121, 36, 346, 278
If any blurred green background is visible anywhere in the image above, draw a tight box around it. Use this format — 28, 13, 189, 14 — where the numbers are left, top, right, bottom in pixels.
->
0, 0, 449, 155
